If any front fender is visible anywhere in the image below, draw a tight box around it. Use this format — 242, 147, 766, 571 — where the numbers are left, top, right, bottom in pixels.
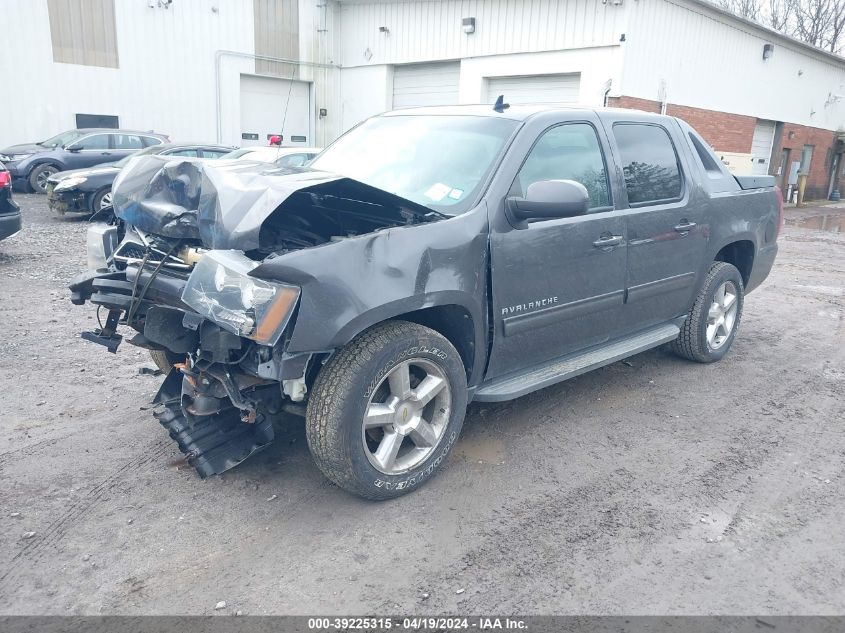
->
250, 205, 490, 371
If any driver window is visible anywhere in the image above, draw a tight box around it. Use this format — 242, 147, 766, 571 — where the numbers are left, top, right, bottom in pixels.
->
513, 123, 611, 210
75, 134, 110, 150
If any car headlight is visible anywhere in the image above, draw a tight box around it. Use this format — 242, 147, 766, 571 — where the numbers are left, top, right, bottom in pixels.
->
0, 154, 11, 162
53, 176, 87, 192
11, 154, 33, 161
181, 250, 300, 346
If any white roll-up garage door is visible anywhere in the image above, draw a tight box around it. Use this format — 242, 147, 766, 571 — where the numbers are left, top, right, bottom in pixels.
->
751, 119, 776, 176
486, 74, 581, 105
240, 75, 311, 147
392, 62, 460, 109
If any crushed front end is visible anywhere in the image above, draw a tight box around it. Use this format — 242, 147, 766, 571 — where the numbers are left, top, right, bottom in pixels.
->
69, 154, 444, 478
70, 220, 306, 476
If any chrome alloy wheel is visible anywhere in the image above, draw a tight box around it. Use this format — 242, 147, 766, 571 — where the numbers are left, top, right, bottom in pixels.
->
706, 280, 739, 350
36, 167, 58, 192
362, 358, 452, 475
99, 191, 113, 209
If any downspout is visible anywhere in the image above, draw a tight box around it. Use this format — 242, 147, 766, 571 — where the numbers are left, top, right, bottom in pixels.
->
214, 50, 341, 144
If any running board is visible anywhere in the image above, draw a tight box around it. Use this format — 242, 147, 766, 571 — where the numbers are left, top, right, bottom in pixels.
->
474, 323, 680, 402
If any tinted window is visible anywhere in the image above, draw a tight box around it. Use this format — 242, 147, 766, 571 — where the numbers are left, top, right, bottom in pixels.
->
276, 153, 310, 167
202, 150, 229, 159
613, 123, 682, 205
513, 123, 611, 210
166, 148, 200, 157
113, 134, 144, 149
75, 134, 110, 150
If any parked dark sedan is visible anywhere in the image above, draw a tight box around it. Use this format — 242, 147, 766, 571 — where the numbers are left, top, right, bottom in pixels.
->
0, 163, 22, 241
0, 129, 169, 194
47, 143, 234, 216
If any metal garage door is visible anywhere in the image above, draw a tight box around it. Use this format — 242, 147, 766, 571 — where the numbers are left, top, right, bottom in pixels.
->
486, 74, 581, 105
240, 75, 311, 147
751, 119, 777, 176
392, 62, 460, 109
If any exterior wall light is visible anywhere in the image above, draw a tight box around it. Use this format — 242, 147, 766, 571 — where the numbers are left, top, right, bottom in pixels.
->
763, 43, 774, 60
462, 17, 476, 34
379, 26, 389, 33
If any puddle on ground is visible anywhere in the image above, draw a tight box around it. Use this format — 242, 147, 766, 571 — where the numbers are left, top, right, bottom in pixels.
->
786, 213, 844, 232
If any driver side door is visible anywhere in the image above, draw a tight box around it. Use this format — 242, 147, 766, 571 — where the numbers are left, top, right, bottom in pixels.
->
486, 119, 628, 380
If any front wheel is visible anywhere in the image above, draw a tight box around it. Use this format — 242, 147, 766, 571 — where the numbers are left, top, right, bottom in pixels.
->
672, 261, 745, 363
91, 188, 113, 215
28, 164, 59, 194
306, 321, 468, 500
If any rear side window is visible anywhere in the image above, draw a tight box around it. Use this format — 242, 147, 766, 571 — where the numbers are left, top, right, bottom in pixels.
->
166, 148, 200, 157
613, 123, 682, 205
141, 136, 164, 147
112, 134, 144, 149
202, 149, 229, 159
513, 123, 611, 210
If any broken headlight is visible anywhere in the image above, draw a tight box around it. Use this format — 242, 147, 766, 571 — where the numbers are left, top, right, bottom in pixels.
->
181, 250, 300, 346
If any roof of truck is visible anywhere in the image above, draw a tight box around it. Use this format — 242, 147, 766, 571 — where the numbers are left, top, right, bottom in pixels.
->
382, 104, 670, 122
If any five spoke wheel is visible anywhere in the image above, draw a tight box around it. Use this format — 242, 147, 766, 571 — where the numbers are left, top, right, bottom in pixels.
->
706, 280, 738, 350
362, 359, 451, 475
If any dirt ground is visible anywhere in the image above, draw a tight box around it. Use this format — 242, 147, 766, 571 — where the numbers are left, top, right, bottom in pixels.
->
0, 194, 843, 615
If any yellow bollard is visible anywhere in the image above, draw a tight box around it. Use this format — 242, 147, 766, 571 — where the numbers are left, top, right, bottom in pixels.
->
797, 173, 808, 207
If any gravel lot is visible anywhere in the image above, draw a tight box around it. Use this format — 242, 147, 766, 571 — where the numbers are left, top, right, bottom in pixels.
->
0, 194, 843, 615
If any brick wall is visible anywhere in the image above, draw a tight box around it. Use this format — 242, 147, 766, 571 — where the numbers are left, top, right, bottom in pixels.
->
771, 124, 838, 201
607, 95, 840, 201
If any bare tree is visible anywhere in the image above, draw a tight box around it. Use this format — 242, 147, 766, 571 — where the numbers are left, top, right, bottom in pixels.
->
716, 0, 845, 55
766, 0, 794, 31
719, 0, 763, 20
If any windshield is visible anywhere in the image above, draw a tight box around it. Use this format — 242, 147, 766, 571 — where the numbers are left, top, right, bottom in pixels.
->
309, 115, 519, 214
39, 130, 87, 148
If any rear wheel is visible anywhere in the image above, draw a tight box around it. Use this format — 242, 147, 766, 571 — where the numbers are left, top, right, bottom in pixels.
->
28, 164, 59, 194
672, 261, 744, 363
306, 321, 467, 500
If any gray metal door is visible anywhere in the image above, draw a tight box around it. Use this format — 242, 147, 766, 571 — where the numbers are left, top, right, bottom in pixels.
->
611, 122, 707, 326
486, 119, 627, 379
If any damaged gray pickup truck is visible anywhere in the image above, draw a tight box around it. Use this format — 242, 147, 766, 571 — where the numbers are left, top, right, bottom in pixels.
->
69, 104, 781, 499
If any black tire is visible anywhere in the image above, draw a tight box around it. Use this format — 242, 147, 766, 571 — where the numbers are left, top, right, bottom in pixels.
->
90, 188, 112, 215
672, 261, 745, 363
28, 164, 59, 194
306, 320, 468, 500
149, 349, 184, 374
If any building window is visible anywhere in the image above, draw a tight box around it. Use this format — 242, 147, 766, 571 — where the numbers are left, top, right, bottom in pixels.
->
800, 145, 814, 174
75, 113, 119, 129
47, 0, 119, 69
613, 123, 683, 205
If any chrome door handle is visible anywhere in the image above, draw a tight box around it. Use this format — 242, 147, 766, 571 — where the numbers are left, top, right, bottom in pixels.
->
593, 235, 623, 248
674, 221, 697, 232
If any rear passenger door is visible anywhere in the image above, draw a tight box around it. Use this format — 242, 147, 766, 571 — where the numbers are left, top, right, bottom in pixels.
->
110, 133, 146, 161
608, 120, 708, 327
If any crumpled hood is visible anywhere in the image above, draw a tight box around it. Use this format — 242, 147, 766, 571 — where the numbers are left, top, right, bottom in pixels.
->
112, 155, 440, 251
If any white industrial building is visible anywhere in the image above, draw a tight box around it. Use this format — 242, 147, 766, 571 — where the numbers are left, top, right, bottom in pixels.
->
6, 0, 845, 197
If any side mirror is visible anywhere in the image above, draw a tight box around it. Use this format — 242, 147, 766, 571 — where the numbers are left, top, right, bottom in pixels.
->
506, 179, 589, 228
66, 144, 81, 152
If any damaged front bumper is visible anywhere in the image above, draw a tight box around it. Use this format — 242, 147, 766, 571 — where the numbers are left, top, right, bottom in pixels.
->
70, 229, 314, 479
